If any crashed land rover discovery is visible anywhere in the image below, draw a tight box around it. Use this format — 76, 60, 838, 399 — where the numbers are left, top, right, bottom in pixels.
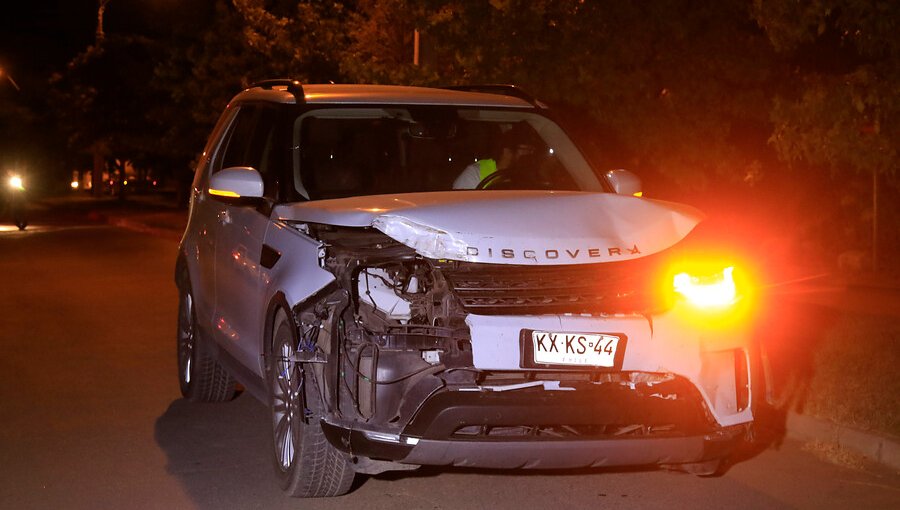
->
175, 81, 761, 497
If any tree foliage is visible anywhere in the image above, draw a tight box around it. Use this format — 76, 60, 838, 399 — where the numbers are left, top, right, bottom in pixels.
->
363, 0, 780, 189
752, 0, 899, 178
49, 33, 168, 171
49, 0, 898, 193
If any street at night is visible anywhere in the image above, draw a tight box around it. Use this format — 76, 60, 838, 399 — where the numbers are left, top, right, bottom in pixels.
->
2, 1, 900, 508
1, 222, 898, 509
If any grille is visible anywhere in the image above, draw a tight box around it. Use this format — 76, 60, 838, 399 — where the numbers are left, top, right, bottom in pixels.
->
439, 257, 664, 315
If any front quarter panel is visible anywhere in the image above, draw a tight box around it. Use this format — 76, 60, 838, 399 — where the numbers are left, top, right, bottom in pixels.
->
255, 220, 337, 373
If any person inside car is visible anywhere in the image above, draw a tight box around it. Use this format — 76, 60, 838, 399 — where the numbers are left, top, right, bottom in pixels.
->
453, 127, 534, 189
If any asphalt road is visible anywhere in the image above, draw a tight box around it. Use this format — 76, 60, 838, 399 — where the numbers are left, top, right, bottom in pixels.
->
1, 224, 899, 509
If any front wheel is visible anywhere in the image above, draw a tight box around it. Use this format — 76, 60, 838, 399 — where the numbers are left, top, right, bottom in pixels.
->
269, 309, 355, 498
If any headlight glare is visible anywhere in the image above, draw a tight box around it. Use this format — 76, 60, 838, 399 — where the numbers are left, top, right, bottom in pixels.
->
673, 266, 738, 309
8, 175, 25, 190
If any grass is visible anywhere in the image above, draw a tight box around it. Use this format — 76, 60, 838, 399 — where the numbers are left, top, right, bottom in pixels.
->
802, 440, 869, 470
803, 313, 900, 438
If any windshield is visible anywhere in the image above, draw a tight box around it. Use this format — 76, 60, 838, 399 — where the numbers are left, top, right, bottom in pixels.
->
292, 107, 603, 200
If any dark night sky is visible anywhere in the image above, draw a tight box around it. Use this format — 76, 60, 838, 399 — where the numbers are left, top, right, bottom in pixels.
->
0, 1, 96, 88
0, 0, 212, 91
0, 0, 215, 177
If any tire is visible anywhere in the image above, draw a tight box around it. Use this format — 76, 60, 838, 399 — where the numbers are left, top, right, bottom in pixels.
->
269, 309, 355, 498
177, 279, 237, 402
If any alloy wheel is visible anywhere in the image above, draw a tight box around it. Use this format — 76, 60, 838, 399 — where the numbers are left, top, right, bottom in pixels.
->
272, 338, 302, 471
177, 290, 194, 385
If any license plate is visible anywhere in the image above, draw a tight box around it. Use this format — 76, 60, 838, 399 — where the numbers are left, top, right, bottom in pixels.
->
531, 331, 621, 367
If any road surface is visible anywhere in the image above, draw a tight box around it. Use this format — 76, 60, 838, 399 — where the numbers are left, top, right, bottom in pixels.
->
1, 224, 898, 509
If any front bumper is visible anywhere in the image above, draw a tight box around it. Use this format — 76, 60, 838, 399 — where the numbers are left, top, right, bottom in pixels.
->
322, 421, 743, 469
465, 310, 756, 427
321, 377, 746, 469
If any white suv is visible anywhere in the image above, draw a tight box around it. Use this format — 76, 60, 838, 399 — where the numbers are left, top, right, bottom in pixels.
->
176, 81, 759, 497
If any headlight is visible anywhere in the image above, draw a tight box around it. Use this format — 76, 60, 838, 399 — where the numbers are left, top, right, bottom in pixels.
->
372, 215, 468, 261
673, 266, 738, 309
8, 175, 24, 191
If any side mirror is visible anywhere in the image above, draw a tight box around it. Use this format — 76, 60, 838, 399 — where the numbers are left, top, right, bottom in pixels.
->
605, 169, 642, 197
209, 166, 264, 199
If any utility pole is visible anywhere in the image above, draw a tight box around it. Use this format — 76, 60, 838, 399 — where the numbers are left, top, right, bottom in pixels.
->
97, 0, 112, 43
91, 0, 113, 196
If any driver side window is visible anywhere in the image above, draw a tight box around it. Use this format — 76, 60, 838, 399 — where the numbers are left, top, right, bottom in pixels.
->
213, 104, 281, 199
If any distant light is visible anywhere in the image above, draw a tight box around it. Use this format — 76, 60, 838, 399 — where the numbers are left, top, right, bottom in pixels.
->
70, 180, 79, 190
123, 180, 128, 186
633, 191, 643, 197
152, 180, 158, 186
9, 175, 24, 190
548, 148, 554, 155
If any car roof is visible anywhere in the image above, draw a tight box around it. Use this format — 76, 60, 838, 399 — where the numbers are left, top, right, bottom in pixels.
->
232, 83, 534, 108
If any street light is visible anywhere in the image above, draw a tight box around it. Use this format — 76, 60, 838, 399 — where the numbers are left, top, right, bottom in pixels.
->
0, 67, 21, 91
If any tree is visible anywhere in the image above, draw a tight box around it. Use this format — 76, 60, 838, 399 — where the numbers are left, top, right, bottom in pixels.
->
152, 0, 355, 200
49, 32, 170, 196
752, 0, 900, 269
752, 0, 899, 179
363, 0, 781, 191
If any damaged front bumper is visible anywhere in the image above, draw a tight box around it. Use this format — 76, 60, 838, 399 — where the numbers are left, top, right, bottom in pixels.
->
320, 375, 748, 470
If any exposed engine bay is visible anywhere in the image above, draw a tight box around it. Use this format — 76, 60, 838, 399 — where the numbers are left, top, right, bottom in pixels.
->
291, 225, 472, 428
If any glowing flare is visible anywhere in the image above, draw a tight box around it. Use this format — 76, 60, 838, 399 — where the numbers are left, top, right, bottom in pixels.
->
673, 266, 737, 309
8, 175, 24, 190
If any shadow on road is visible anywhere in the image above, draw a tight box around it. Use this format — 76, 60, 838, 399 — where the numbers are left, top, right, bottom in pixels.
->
154, 394, 677, 504
153, 395, 280, 508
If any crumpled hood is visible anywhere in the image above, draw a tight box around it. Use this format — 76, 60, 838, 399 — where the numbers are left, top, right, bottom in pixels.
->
273, 191, 703, 265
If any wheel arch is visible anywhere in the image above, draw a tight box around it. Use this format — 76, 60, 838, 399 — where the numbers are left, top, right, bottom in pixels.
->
263, 291, 295, 368
175, 252, 188, 289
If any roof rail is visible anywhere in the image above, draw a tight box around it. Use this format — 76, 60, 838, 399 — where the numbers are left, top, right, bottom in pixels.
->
248, 79, 305, 104
442, 84, 547, 108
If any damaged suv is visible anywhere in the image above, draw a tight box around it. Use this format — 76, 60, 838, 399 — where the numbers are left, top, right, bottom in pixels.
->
176, 81, 759, 497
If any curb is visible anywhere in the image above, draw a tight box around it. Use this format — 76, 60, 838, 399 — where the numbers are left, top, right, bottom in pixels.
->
786, 412, 900, 471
